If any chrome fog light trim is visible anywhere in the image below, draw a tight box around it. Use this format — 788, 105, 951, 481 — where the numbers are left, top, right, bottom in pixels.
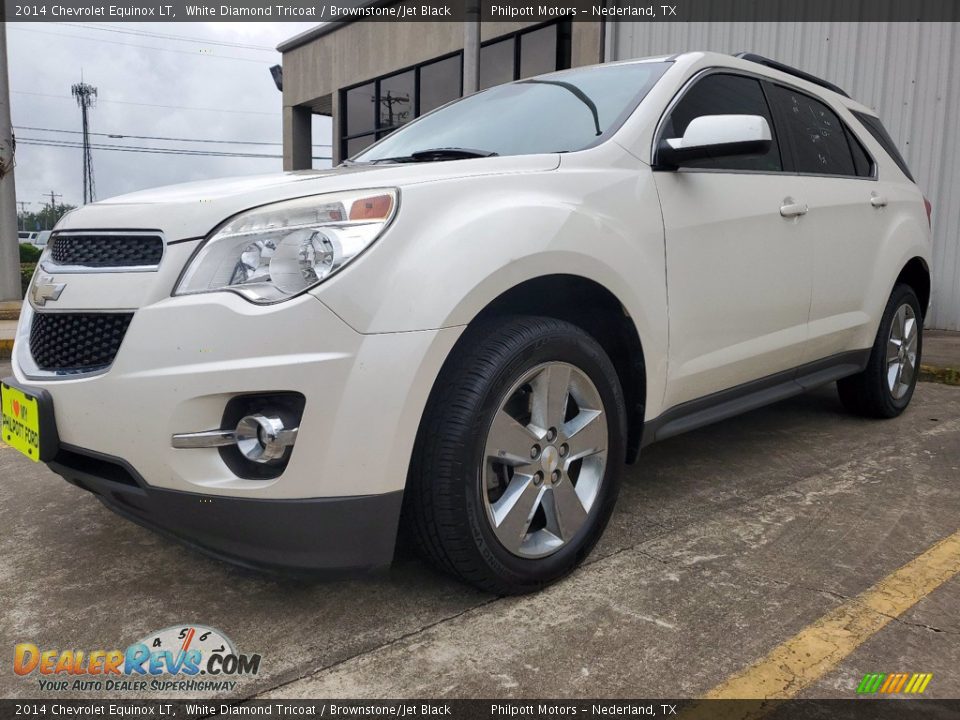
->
234, 414, 298, 463
171, 414, 298, 464
171, 429, 237, 449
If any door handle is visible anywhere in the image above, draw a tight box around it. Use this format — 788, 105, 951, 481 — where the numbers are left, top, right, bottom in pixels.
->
779, 200, 809, 218
870, 193, 888, 208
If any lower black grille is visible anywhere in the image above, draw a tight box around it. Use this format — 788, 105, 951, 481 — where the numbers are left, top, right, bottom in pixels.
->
29, 312, 134, 372
50, 234, 163, 268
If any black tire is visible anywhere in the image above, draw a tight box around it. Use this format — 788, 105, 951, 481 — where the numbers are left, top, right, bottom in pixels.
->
837, 284, 923, 418
405, 316, 627, 595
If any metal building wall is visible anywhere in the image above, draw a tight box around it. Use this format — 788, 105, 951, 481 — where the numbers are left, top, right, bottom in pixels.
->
609, 22, 960, 330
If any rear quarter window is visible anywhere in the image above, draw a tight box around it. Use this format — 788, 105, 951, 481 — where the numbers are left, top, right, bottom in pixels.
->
846, 127, 874, 177
851, 110, 916, 182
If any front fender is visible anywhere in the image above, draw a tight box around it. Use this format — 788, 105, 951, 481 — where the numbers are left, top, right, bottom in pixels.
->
314, 164, 670, 418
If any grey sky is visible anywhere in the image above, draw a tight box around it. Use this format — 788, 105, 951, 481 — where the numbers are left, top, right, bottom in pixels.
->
8, 22, 332, 216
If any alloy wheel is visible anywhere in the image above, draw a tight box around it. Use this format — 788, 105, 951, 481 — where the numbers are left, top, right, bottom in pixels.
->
481, 362, 608, 558
886, 303, 919, 400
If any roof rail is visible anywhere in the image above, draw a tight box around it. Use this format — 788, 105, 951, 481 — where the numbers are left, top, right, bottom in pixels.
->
734, 52, 851, 98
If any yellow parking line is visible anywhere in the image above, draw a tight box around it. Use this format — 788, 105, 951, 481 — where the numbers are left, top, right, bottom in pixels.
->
699, 529, 960, 704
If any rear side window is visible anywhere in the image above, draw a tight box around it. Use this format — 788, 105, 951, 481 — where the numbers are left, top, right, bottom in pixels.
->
661, 73, 782, 172
768, 85, 855, 176
852, 110, 915, 182
846, 128, 874, 177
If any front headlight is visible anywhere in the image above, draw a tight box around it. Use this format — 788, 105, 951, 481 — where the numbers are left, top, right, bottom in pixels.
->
175, 188, 397, 304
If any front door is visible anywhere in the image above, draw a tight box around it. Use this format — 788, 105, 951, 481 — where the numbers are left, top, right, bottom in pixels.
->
652, 72, 813, 410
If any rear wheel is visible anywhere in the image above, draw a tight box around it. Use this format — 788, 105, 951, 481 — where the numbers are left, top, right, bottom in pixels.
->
406, 316, 627, 595
837, 284, 923, 418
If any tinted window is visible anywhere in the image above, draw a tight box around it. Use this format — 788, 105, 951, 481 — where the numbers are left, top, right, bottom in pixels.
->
345, 82, 375, 136
852, 110, 915, 182
355, 62, 670, 162
520, 24, 557, 79
769, 85, 855, 176
419, 55, 460, 114
847, 127, 874, 177
378, 70, 414, 130
662, 73, 781, 171
480, 38, 514, 90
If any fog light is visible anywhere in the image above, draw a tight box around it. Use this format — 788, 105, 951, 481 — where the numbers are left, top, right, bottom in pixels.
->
234, 414, 297, 463
171, 413, 298, 464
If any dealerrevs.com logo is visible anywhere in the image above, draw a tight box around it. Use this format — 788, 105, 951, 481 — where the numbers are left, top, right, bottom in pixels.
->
14, 625, 261, 693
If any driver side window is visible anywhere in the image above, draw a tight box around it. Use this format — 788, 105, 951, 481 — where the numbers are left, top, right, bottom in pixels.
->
664, 73, 783, 172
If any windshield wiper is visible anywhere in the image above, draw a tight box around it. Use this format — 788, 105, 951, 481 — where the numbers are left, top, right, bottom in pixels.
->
370, 147, 498, 164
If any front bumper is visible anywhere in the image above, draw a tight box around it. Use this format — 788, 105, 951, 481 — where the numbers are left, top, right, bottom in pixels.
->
50, 444, 403, 572
12, 291, 463, 571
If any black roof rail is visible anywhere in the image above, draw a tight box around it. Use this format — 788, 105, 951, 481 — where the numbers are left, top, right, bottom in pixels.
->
734, 52, 851, 98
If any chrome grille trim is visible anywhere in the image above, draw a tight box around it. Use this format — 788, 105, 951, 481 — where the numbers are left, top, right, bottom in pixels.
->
15, 305, 136, 381
41, 230, 166, 274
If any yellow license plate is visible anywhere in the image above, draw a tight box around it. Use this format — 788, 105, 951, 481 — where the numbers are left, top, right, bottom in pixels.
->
1, 383, 41, 462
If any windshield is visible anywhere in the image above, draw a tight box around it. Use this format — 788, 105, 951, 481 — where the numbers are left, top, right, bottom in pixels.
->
352, 61, 671, 163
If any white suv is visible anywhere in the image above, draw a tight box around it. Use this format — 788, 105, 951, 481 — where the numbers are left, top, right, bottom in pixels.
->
2, 52, 931, 594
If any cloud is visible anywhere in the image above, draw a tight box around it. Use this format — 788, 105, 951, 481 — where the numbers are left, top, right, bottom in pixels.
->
9, 21, 331, 214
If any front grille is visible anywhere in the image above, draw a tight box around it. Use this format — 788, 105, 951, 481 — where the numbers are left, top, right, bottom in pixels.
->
29, 312, 134, 372
50, 234, 163, 268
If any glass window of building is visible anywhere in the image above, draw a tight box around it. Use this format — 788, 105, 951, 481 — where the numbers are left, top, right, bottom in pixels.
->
420, 55, 462, 114
519, 23, 558, 79
340, 21, 570, 159
344, 82, 375, 137
479, 38, 514, 90
378, 70, 415, 131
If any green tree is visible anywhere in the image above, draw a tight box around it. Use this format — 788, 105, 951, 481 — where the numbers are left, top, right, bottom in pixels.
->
18, 202, 76, 232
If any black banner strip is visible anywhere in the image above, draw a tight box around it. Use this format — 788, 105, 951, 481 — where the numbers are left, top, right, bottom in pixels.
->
3, 0, 960, 24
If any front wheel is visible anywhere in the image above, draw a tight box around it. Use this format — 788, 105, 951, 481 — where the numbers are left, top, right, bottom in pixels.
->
837, 284, 923, 418
406, 316, 627, 595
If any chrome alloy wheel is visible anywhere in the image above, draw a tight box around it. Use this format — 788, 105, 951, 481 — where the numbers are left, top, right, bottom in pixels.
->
481, 362, 608, 559
886, 303, 919, 400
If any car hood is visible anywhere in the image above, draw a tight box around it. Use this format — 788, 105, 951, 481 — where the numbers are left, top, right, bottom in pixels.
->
55, 154, 560, 241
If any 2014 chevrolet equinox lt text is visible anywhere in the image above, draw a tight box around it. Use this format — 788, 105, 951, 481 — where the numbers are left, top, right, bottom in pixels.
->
1, 52, 932, 594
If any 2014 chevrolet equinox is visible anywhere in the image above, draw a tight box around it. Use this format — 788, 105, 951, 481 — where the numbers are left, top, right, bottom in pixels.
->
2, 52, 932, 594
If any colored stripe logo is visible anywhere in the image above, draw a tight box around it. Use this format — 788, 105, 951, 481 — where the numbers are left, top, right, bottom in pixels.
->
857, 672, 933, 694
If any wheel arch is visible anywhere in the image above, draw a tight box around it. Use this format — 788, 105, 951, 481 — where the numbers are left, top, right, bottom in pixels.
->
448, 274, 648, 464
894, 256, 931, 320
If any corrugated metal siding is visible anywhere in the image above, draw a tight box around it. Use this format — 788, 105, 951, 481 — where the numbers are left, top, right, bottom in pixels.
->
610, 22, 960, 330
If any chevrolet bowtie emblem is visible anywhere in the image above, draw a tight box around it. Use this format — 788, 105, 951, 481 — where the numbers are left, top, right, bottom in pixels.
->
30, 276, 66, 307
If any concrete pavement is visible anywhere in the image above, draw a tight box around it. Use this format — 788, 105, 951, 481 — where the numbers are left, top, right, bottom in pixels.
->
1, 359, 959, 701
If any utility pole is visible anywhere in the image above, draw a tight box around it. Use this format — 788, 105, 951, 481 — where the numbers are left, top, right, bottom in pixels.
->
0, 23, 21, 302
42, 191, 62, 230
377, 91, 410, 128
71, 79, 97, 204
16, 200, 30, 231
463, 0, 480, 95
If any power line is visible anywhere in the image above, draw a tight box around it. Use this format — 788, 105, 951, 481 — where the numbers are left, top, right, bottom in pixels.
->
20, 136, 281, 157
49, 22, 276, 51
14, 125, 332, 148
12, 90, 280, 116
18, 137, 331, 161
10, 26, 272, 64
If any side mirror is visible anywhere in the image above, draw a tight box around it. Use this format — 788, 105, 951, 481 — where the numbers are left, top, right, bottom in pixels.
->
655, 114, 772, 170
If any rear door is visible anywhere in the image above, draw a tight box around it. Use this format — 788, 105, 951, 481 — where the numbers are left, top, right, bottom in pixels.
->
764, 84, 883, 363
653, 72, 813, 410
